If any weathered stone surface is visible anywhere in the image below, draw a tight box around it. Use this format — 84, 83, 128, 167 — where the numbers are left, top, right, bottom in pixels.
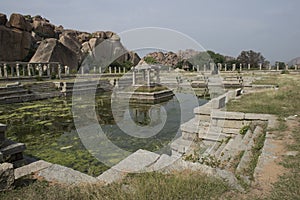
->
59, 34, 82, 62
0, 163, 14, 191
97, 149, 160, 184
14, 160, 52, 179
38, 164, 98, 185
0, 26, 32, 61
30, 38, 78, 71
8, 13, 32, 32
0, 13, 7, 25
77, 32, 91, 43
32, 18, 55, 38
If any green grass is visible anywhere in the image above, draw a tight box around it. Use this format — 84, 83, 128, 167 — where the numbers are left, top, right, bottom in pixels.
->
227, 74, 300, 118
0, 171, 229, 200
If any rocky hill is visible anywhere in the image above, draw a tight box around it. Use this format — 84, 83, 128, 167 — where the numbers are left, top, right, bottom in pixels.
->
0, 13, 140, 71
288, 57, 300, 66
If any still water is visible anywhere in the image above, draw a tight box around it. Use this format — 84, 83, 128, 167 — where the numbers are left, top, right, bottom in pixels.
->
0, 92, 207, 176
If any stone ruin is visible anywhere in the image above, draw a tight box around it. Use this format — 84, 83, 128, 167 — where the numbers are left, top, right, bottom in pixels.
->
0, 123, 26, 191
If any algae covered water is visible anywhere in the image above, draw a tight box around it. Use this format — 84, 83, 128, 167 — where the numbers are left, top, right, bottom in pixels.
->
0, 92, 207, 176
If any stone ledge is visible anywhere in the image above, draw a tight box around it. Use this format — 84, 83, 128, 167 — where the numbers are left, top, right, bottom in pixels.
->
14, 160, 52, 179
38, 164, 98, 185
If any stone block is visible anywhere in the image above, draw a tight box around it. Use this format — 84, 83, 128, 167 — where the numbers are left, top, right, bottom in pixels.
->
38, 164, 98, 185
211, 95, 226, 109
0, 163, 14, 191
216, 119, 244, 129
14, 160, 52, 179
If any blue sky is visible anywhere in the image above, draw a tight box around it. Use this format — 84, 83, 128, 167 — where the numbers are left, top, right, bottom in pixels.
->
1, 0, 299, 63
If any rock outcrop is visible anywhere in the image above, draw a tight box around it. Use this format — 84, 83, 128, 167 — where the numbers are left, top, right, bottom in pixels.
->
143, 51, 180, 66
0, 12, 140, 69
0, 25, 32, 61
30, 38, 78, 71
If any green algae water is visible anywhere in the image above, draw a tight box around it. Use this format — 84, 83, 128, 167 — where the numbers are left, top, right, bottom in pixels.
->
0, 92, 207, 176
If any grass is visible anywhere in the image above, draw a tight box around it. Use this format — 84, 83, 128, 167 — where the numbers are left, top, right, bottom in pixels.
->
226, 74, 300, 199
0, 171, 229, 200
227, 74, 300, 118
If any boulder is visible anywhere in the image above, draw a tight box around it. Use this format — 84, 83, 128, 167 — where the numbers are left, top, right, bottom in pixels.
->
0, 163, 14, 191
0, 26, 32, 61
105, 31, 115, 38
77, 32, 91, 43
8, 13, 32, 32
81, 37, 105, 54
0, 13, 7, 25
30, 38, 78, 71
92, 31, 107, 39
127, 51, 141, 66
59, 34, 83, 63
32, 19, 55, 38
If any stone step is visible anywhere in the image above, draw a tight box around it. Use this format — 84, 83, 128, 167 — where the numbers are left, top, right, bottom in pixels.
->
0, 89, 28, 98
199, 131, 228, 142
170, 137, 193, 155
213, 141, 227, 158
0, 140, 26, 157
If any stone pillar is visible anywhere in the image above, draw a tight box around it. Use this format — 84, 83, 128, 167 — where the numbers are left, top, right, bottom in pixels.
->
109, 67, 112, 74
16, 64, 20, 77
3, 64, 7, 78
27, 64, 31, 76
0, 65, 2, 77
38, 64, 43, 76
276, 63, 279, 71
81, 66, 84, 75
268, 64, 271, 71
248, 64, 251, 70
65, 66, 69, 75
232, 64, 236, 71
204, 64, 207, 72
197, 65, 200, 72
93, 66, 96, 73
259, 63, 262, 70
295, 64, 298, 70
132, 67, 136, 86
58, 64, 61, 78
118, 67, 121, 74
147, 69, 151, 86
123, 67, 126, 73
168, 66, 171, 71
239, 64, 242, 71
224, 64, 227, 71
99, 67, 102, 74
209, 63, 214, 71
114, 67, 117, 74
47, 64, 51, 76
285, 64, 289, 71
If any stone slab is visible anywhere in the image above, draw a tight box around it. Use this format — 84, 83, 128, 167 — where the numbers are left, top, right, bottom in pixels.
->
38, 164, 98, 185
14, 160, 52, 179
0, 163, 14, 191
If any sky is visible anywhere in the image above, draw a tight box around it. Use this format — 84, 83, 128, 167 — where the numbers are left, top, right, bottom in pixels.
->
1, 0, 300, 63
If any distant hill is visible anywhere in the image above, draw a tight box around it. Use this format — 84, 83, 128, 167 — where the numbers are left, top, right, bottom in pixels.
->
288, 57, 300, 66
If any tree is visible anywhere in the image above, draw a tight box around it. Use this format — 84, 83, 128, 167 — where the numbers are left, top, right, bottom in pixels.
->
206, 50, 226, 64
144, 56, 157, 64
237, 50, 266, 68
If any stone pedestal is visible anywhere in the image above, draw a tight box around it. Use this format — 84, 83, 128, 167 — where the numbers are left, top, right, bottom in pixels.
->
248, 64, 251, 70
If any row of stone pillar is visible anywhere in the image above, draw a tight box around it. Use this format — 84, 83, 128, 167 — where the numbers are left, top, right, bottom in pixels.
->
193, 63, 298, 72
132, 67, 160, 86
81, 66, 127, 75
0, 63, 70, 78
